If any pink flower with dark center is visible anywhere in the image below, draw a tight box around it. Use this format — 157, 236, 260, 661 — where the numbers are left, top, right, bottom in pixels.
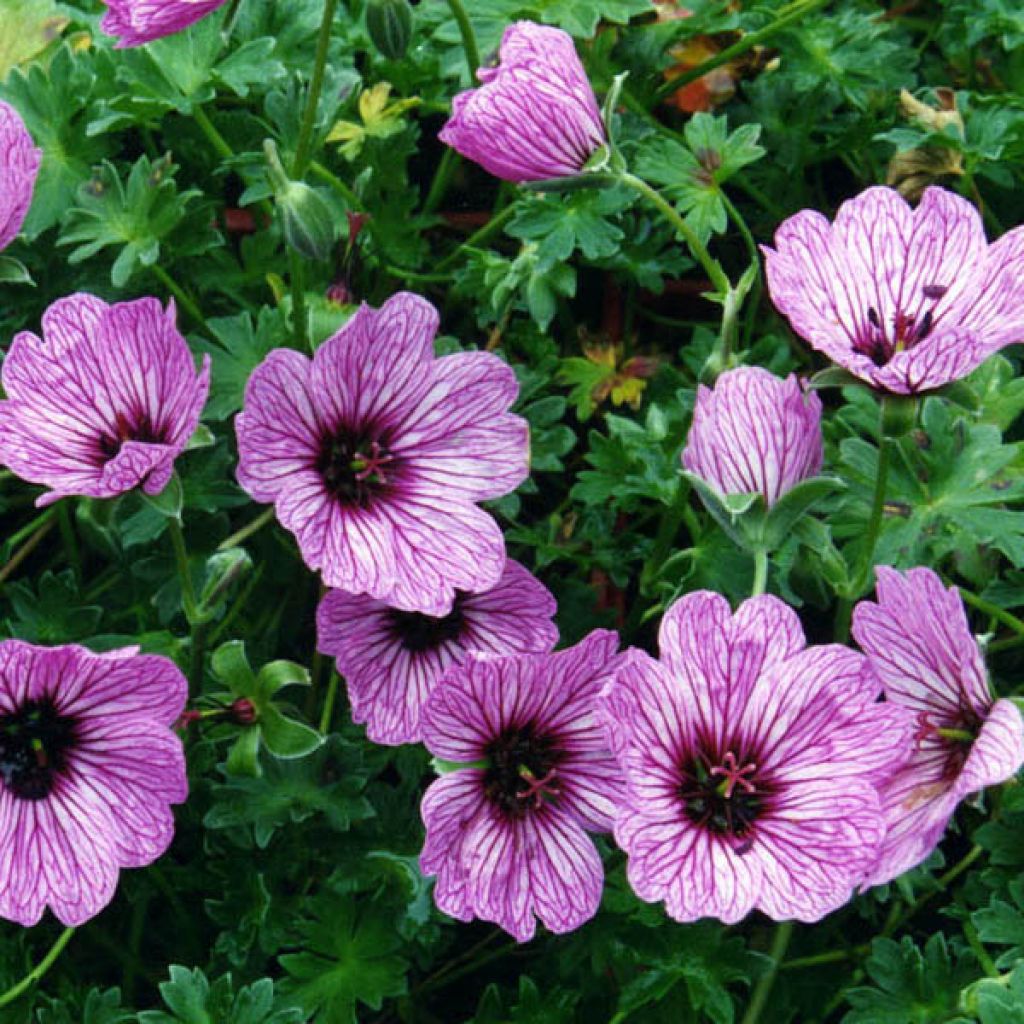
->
853, 566, 1024, 887
0, 101, 41, 252
602, 592, 912, 923
0, 640, 187, 926
0, 294, 210, 507
235, 292, 528, 615
763, 185, 1024, 394
100, 0, 228, 47
419, 630, 624, 941
439, 21, 606, 183
316, 559, 558, 746
682, 367, 823, 507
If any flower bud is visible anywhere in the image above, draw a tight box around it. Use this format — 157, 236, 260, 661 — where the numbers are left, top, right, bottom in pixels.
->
229, 697, 258, 726
263, 139, 336, 262
366, 0, 414, 60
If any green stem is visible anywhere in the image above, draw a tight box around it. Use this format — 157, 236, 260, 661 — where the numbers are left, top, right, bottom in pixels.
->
0, 514, 56, 587
309, 160, 363, 208
150, 264, 209, 334
445, 0, 481, 77
959, 587, 1024, 640
289, 248, 309, 350
57, 502, 81, 581
193, 105, 234, 161
385, 265, 453, 285
423, 147, 461, 215
189, 620, 209, 696
293, 0, 339, 178
220, 0, 245, 38
319, 671, 340, 733
436, 204, 516, 271
720, 188, 762, 348
653, 0, 830, 102
209, 563, 264, 646
854, 433, 892, 594
780, 948, 853, 971
883, 844, 984, 937
218, 506, 276, 550
618, 171, 731, 295
751, 548, 768, 597
167, 518, 198, 625
0, 926, 76, 1009
741, 921, 795, 1024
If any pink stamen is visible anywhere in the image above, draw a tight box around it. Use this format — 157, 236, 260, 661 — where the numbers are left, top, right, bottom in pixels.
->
516, 767, 560, 809
710, 751, 757, 798
352, 440, 394, 483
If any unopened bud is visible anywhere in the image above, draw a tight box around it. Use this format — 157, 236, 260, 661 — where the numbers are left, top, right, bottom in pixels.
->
264, 139, 337, 262
366, 0, 414, 60
229, 698, 258, 726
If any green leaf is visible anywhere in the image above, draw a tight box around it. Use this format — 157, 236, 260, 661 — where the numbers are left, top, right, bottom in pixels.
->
279, 890, 408, 1023
254, 660, 312, 702
212, 641, 258, 697
259, 706, 324, 760
36, 987, 134, 1024
140, 472, 184, 521
226, 727, 263, 778
974, 877, 1024, 968
761, 476, 847, 551
842, 935, 977, 1023
0, 255, 33, 284
138, 966, 303, 1024
508, 188, 631, 262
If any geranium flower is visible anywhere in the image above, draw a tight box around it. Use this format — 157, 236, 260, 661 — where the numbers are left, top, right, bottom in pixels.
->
439, 21, 606, 183
682, 367, 823, 507
419, 631, 623, 941
0, 294, 210, 507
316, 559, 559, 746
0, 101, 41, 253
100, 0, 228, 47
0, 641, 187, 926
763, 185, 1024, 394
853, 566, 1024, 887
235, 291, 528, 615
602, 592, 912, 923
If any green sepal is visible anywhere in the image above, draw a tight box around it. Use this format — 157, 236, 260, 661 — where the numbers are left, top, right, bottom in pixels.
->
807, 366, 864, 391
0, 255, 33, 285
225, 725, 262, 777
140, 471, 183, 520
254, 659, 311, 703
431, 756, 488, 775
185, 423, 215, 450
211, 639, 257, 697
683, 470, 764, 550
880, 393, 920, 438
259, 705, 324, 759
761, 475, 847, 551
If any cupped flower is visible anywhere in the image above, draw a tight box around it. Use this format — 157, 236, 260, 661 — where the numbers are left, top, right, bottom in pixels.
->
235, 292, 528, 615
603, 592, 913, 924
316, 559, 559, 746
0, 294, 210, 507
0, 101, 41, 252
419, 630, 624, 941
853, 566, 1024, 887
0, 640, 188, 926
439, 21, 606, 183
682, 367, 823, 507
763, 185, 1024, 394
100, 0, 228, 47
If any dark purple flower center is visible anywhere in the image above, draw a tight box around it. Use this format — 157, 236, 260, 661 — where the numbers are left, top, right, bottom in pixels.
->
484, 723, 561, 819
856, 283, 948, 367
98, 411, 167, 461
316, 427, 396, 507
680, 749, 766, 845
387, 595, 467, 653
0, 697, 78, 801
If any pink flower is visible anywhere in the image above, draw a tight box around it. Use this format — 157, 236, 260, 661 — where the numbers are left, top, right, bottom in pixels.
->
603, 592, 912, 924
235, 292, 528, 615
0, 294, 210, 507
100, 0, 228, 47
853, 566, 1024, 887
763, 185, 1024, 394
419, 631, 624, 941
317, 560, 558, 746
0, 101, 41, 251
0, 641, 187, 926
439, 21, 606, 183
682, 367, 823, 507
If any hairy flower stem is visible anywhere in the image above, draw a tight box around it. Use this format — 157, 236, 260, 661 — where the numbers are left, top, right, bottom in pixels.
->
288, 249, 310, 350
720, 189, 762, 347
0, 926, 76, 1009
445, 0, 481, 77
958, 586, 1024, 640
0, 512, 56, 586
436, 204, 517, 271
150, 264, 210, 335
218, 506, 276, 551
751, 548, 768, 598
424, 148, 461, 215
741, 921, 794, 1024
618, 172, 731, 295
653, 0, 830, 102
319, 671, 340, 733
293, 0, 338, 179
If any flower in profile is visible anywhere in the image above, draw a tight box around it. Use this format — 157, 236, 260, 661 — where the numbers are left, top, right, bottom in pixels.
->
439, 21, 606, 183
236, 291, 528, 615
682, 367, 823, 507
0, 640, 187, 926
419, 631, 623, 941
603, 592, 912, 923
853, 566, 1024, 887
316, 560, 559, 746
100, 0, 228, 47
0, 294, 210, 507
0, 101, 41, 252
763, 185, 1024, 394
